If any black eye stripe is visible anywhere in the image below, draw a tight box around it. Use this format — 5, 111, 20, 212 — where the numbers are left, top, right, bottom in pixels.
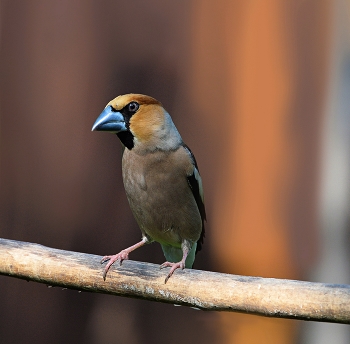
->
120, 101, 140, 130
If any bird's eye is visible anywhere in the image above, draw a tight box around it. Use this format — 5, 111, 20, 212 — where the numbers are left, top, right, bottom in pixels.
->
128, 102, 139, 113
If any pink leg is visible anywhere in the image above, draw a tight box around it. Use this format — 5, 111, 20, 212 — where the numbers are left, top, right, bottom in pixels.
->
160, 247, 189, 284
101, 238, 147, 280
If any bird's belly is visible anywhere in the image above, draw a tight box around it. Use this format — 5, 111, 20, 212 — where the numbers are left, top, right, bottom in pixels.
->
124, 172, 201, 246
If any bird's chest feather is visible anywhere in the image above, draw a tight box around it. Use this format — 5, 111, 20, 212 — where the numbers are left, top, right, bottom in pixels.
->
121, 149, 201, 245
123, 151, 180, 198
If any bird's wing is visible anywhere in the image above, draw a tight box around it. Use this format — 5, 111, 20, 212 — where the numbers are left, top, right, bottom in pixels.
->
182, 144, 206, 252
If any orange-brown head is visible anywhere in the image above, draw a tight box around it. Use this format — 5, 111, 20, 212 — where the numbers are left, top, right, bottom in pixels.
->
92, 94, 182, 152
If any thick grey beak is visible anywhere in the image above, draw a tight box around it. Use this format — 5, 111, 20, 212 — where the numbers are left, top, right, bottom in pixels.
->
92, 106, 127, 133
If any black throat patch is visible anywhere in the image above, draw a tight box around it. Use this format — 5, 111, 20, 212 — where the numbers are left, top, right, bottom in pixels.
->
117, 131, 134, 150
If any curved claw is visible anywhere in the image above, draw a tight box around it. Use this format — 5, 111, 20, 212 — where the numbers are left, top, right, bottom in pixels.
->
100, 250, 129, 280
160, 261, 185, 284
100, 239, 148, 281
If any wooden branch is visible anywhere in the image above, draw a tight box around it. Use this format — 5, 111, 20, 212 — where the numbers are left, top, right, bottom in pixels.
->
0, 238, 349, 324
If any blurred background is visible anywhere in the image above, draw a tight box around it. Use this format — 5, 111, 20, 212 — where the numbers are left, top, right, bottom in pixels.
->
0, 1, 349, 343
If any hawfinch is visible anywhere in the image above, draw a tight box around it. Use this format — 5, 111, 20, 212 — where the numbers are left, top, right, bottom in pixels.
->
92, 94, 206, 283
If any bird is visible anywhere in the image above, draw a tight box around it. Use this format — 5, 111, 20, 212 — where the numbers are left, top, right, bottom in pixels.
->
92, 94, 206, 283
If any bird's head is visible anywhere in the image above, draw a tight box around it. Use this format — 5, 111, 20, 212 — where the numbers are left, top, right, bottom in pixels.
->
92, 94, 182, 152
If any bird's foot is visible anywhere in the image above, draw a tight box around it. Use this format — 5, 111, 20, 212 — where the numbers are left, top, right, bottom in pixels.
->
160, 261, 185, 284
100, 250, 129, 280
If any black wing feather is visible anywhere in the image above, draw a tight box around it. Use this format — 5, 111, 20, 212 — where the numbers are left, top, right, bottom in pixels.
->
182, 144, 206, 252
